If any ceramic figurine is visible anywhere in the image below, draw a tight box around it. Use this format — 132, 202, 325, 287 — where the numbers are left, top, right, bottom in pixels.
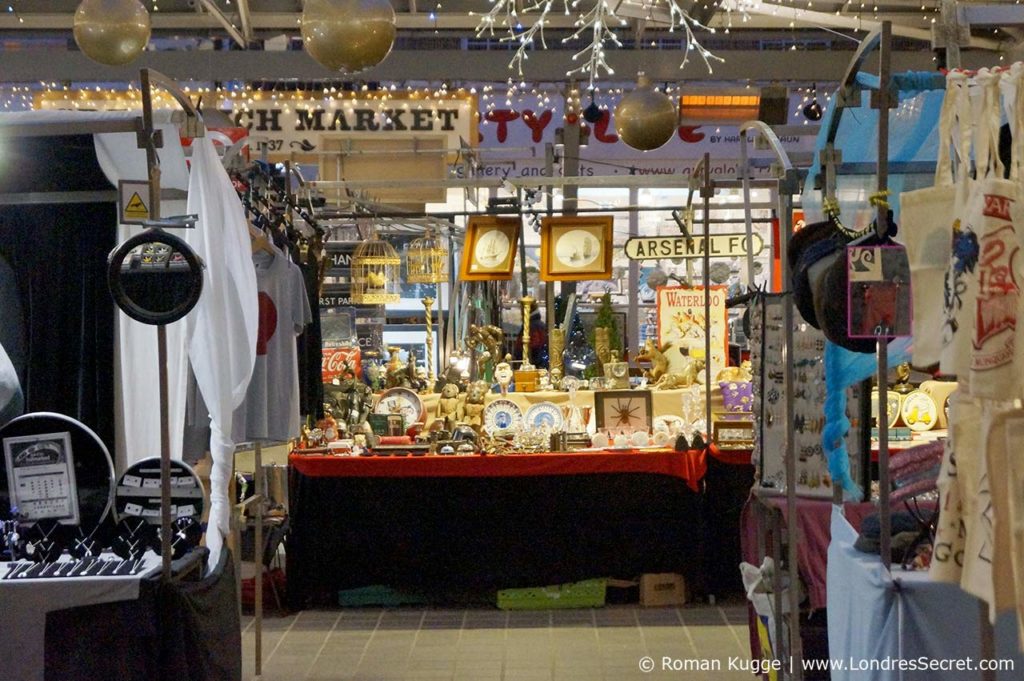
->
461, 380, 488, 430
603, 349, 630, 390
494, 354, 514, 396
437, 382, 462, 430
635, 338, 671, 384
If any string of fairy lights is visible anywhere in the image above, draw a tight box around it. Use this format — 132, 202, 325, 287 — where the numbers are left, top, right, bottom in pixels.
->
0, 80, 835, 127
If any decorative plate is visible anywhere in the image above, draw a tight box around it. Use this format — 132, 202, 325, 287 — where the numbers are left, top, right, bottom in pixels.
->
871, 389, 903, 428
374, 387, 425, 427
483, 399, 524, 435
901, 390, 938, 432
524, 402, 564, 431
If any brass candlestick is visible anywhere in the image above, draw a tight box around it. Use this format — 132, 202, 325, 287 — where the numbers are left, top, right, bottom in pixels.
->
422, 296, 435, 387
520, 295, 535, 370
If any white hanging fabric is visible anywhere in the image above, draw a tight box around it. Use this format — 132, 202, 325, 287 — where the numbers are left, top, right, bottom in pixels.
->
184, 136, 259, 571
93, 114, 191, 472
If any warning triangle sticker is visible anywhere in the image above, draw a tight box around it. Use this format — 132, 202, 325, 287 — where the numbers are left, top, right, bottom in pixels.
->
124, 192, 149, 219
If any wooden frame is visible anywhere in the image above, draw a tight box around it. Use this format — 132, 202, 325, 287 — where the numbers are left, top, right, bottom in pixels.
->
540, 215, 614, 282
459, 216, 521, 281
593, 389, 653, 434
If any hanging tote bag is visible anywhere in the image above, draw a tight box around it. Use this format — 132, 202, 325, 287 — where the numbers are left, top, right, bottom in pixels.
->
939, 72, 979, 384
900, 72, 963, 368
930, 392, 968, 584
967, 68, 1024, 400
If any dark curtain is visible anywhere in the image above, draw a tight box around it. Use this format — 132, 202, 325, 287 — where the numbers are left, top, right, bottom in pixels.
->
0, 134, 116, 450
287, 470, 705, 609
296, 258, 323, 419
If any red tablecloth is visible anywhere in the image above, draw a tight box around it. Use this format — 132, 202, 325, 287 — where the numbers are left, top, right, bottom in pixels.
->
290, 448, 708, 493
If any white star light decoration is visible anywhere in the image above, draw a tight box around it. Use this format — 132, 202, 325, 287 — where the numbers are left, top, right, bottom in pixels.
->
474, 0, 724, 88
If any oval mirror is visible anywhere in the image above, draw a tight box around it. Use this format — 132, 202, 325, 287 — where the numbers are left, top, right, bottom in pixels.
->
107, 228, 203, 325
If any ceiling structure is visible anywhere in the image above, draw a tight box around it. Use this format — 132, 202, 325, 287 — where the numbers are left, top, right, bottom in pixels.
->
0, 0, 1018, 83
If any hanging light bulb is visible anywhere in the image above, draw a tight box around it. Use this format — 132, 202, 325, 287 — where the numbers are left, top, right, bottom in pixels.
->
582, 93, 602, 124
803, 83, 823, 121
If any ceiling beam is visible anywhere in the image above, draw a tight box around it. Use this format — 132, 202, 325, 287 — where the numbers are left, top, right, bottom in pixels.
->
0, 45, 996, 83
193, 0, 247, 46
0, 9, 954, 32
743, 0, 1004, 50
238, 0, 254, 43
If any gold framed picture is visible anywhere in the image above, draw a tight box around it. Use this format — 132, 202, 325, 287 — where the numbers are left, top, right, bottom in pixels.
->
540, 216, 614, 281
594, 389, 653, 434
460, 216, 521, 281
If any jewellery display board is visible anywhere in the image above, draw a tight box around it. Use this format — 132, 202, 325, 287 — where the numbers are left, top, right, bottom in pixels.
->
751, 294, 862, 498
114, 458, 205, 524
0, 412, 114, 530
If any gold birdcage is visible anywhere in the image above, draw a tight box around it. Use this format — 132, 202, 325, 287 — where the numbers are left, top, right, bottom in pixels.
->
406, 229, 449, 284
351, 232, 401, 304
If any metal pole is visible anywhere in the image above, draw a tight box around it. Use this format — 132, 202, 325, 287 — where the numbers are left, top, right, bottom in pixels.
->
701, 153, 714, 443
876, 20, 892, 573
627, 187, 640, 362
778, 168, 804, 680
739, 131, 757, 289
157, 326, 172, 579
561, 82, 581, 303
254, 441, 263, 677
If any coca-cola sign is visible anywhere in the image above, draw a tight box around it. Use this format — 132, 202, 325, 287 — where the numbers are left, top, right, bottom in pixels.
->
322, 347, 361, 382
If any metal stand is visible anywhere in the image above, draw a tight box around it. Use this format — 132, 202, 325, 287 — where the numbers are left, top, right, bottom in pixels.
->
699, 153, 715, 443
137, 69, 205, 582
740, 121, 804, 679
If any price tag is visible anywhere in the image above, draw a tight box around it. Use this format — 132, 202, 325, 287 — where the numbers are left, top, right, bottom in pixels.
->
847, 244, 912, 339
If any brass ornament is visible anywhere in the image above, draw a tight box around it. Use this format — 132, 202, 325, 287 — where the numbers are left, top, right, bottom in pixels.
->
73, 0, 151, 67
614, 74, 678, 152
549, 327, 565, 376
301, 0, 397, 73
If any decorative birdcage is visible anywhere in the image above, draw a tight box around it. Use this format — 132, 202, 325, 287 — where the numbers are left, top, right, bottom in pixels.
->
406, 228, 449, 284
351, 232, 401, 304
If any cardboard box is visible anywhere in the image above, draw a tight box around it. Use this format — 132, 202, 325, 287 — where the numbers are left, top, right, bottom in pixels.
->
640, 573, 687, 607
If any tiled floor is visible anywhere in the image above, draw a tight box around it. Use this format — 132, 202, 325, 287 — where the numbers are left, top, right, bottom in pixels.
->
241, 604, 754, 681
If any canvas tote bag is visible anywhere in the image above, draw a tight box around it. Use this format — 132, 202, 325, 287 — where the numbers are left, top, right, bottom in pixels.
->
900, 72, 962, 368
939, 72, 979, 386
968, 68, 1024, 399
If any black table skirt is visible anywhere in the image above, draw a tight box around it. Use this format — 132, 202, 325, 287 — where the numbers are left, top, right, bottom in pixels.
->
287, 469, 707, 609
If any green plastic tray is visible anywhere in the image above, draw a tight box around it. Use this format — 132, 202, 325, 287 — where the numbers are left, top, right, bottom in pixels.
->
497, 578, 607, 610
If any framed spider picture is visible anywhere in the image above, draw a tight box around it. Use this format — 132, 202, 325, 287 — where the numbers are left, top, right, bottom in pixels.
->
540, 216, 614, 281
594, 390, 653, 434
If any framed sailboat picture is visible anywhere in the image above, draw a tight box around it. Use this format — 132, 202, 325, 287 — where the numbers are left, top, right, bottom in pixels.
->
540, 216, 614, 281
460, 216, 521, 281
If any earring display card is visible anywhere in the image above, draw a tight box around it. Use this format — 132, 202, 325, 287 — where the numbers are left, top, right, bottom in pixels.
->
847, 245, 912, 339
3, 432, 80, 525
751, 294, 862, 498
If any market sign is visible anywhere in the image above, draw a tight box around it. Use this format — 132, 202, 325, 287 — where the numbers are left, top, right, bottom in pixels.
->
623, 233, 764, 261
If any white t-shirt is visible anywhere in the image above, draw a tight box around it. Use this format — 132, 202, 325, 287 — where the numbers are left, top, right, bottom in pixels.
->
232, 250, 312, 443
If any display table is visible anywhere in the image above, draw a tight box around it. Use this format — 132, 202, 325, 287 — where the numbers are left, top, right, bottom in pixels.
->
0, 554, 162, 681
828, 508, 1024, 681
741, 493, 877, 611
407, 387, 728, 428
287, 449, 710, 609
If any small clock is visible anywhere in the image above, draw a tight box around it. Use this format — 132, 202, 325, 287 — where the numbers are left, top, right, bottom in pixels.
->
373, 387, 425, 427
